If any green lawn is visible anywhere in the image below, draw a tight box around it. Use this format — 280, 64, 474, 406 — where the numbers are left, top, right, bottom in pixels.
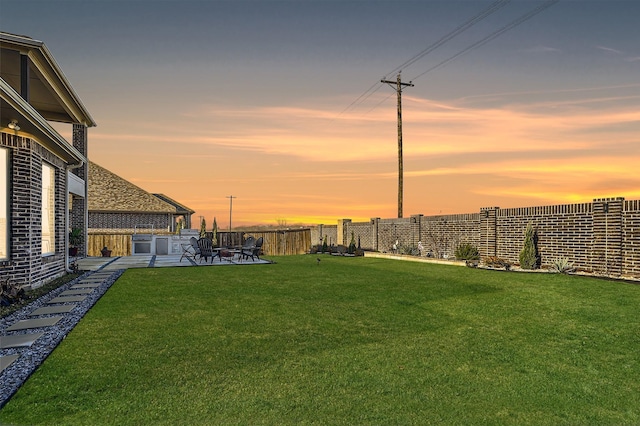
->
2, 256, 639, 425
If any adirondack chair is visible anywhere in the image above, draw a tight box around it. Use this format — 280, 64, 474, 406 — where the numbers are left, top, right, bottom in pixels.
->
196, 237, 214, 263
180, 237, 201, 263
242, 236, 263, 261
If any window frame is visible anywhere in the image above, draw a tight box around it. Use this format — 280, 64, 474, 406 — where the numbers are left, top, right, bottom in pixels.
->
0, 147, 8, 261
41, 161, 55, 256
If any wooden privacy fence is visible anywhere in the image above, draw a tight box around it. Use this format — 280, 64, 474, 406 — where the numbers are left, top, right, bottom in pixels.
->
88, 232, 132, 257
88, 229, 312, 257
88, 231, 172, 257
214, 229, 311, 256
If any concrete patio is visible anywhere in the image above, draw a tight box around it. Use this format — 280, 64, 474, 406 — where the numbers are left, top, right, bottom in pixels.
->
75, 253, 272, 271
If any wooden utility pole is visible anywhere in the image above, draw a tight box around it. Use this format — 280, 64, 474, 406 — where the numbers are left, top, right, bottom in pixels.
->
226, 195, 236, 231
381, 73, 414, 218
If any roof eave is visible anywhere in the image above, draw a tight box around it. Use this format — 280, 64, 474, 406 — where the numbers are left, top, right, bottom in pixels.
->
1, 78, 85, 164
0, 32, 96, 127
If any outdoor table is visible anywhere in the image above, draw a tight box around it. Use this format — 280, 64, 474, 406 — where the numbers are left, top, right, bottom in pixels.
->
213, 247, 240, 262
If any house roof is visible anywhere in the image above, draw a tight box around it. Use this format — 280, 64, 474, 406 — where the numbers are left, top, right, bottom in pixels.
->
1, 78, 84, 164
1, 32, 93, 165
0, 32, 96, 127
88, 162, 177, 213
152, 193, 196, 215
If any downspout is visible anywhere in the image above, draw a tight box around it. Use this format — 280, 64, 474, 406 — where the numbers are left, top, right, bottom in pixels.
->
65, 160, 84, 273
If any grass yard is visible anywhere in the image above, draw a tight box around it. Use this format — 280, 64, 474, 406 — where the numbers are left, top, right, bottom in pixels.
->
1, 256, 639, 425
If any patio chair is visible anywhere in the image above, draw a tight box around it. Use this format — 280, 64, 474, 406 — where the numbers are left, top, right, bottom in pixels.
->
180, 237, 201, 263
242, 236, 263, 261
196, 237, 214, 263
238, 236, 255, 259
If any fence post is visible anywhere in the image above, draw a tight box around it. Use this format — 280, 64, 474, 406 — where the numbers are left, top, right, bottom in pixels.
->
370, 218, 380, 251
592, 197, 624, 276
410, 214, 422, 248
480, 207, 499, 259
337, 219, 351, 246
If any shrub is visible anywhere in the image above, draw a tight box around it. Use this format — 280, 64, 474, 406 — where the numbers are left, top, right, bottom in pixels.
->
549, 258, 575, 274
519, 222, 540, 270
455, 243, 479, 260
322, 236, 328, 253
68, 227, 83, 247
398, 244, 419, 256
484, 256, 511, 270
348, 232, 357, 254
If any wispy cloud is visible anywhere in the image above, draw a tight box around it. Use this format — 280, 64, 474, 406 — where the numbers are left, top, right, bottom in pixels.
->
595, 45, 624, 55
522, 45, 561, 53
594, 45, 640, 62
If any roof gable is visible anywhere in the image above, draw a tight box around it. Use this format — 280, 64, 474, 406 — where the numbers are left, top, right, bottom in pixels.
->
88, 162, 176, 213
152, 193, 195, 215
0, 32, 96, 127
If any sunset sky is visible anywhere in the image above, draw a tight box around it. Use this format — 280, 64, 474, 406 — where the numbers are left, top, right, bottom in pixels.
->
2, 0, 638, 227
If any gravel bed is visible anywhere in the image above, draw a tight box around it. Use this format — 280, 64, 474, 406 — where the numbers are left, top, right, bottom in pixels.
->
0, 269, 125, 408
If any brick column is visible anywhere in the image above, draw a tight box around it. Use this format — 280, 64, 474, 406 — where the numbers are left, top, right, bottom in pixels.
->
592, 197, 623, 276
410, 214, 423, 248
371, 218, 380, 251
480, 207, 499, 258
337, 219, 351, 246
72, 123, 88, 256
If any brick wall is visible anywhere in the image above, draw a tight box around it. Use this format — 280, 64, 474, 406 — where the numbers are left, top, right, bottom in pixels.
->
622, 199, 640, 277
496, 203, 593, 267
348, 221, 374, 250
312, 196, 640, 279
311, 224, 337, 248
1, 133, 68, 288
89, 212, 172, 231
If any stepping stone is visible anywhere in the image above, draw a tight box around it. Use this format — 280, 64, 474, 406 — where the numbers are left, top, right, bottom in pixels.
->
30, 304, 77, 316
71, 282, 101, 288
60, 288, 94, 296
48, 295, 87, 304
6, 316, 63, 331
0, 355, 20, 373
0, 333, 44, 349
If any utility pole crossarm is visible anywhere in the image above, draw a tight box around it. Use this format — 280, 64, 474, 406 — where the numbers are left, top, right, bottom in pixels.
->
380, 78, 414, 88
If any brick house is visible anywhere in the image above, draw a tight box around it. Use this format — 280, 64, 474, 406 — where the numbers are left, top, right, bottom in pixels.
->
88, 161, 193, 233
1, 32, 95, 288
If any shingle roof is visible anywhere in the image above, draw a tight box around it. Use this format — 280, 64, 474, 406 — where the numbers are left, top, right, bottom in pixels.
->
88, 162, 176, 213
152, 193, 195, 215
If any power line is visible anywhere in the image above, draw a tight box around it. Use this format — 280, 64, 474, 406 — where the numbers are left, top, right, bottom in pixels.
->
337, 0, 512, 117
384, 0, 511, 78
409, 0, 560, 82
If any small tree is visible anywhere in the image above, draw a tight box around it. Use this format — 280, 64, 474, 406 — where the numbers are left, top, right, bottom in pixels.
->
199, 217, 207, 238
175, 218, 184, 235
455, 243, 479, 260
322, 236, 328, 253
348, 232, 357, 254
211, 217, 218, 246
519, 222, 540, 269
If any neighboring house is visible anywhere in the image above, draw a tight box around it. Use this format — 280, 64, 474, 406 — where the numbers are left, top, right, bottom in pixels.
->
1, 32, 95, 288
152, 193, 195, 229
88, 161, 193, 233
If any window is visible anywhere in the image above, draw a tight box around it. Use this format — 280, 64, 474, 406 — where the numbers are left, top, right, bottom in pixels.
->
42, 162, 55, 255
0, 148, 7, 260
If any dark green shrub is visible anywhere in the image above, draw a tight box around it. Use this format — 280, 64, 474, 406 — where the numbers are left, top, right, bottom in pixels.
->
322, 236, 328, 253
455, 243, 479, 260
348, 232, 357, 254
519, 222, 540, 270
